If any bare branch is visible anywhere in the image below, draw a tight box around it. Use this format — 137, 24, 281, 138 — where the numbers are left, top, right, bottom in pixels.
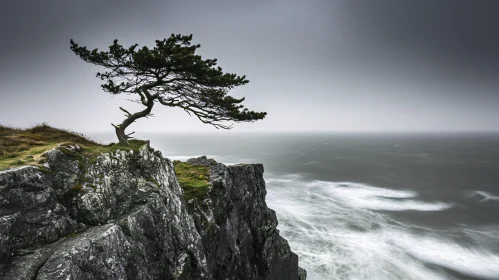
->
119, 107, 132, 117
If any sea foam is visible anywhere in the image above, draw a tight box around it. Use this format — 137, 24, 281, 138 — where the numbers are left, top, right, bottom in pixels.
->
307, 181, 453, 212
266, 175, 499, 280
466, 190, 499, 203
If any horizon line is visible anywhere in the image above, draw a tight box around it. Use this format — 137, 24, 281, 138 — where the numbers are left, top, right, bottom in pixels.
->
81, 129, 499, 134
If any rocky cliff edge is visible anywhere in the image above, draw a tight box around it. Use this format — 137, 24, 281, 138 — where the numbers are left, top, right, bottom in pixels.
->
0, 143, 305, 280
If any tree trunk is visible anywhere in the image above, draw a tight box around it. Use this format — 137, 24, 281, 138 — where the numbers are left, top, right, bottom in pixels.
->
115, 95, 155, 145
115, 126, 128, 144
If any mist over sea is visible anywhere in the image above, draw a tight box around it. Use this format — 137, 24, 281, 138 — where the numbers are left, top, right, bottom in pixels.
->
89, 132, 499, 280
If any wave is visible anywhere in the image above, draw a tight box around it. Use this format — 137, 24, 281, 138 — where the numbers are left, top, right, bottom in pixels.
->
303, 161, 320, 166
395, 232, 499, 279
307, 181, 453, 212
466, 190, 499, 203
265, 175, 499, 280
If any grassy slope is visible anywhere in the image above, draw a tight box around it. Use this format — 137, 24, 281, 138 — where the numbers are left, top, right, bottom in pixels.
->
1, 123, 210, 201
0, 123, 146, 171
173, 160, 211, 201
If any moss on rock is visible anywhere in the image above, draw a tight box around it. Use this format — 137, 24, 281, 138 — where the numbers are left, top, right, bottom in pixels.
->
173, 160, 211, 201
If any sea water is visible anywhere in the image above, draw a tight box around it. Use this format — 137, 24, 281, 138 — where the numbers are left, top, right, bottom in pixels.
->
89, 132, 499, 280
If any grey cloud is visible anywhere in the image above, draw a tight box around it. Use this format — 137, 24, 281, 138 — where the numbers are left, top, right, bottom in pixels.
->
0, 0, 498, 132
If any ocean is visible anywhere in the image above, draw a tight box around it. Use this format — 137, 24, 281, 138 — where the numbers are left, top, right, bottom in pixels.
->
89, 132, 499, 280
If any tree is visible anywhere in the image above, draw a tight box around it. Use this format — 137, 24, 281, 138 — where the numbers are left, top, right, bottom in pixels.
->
70, 34, 266, 144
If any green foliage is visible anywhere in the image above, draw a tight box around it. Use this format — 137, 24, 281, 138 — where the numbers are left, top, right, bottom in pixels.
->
173, 160, 211, 201
70, 34, 267, 131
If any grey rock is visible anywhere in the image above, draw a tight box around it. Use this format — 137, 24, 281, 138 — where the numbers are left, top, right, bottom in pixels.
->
186, 156, 217, 167
0, 165, 76, 272
0, 145, 304, 279
2, 238, 66, 280
298, 267, 308, 280
189, 163, 306, 279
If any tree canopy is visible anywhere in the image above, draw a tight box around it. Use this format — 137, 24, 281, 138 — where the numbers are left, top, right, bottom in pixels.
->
70, 34, 266, 144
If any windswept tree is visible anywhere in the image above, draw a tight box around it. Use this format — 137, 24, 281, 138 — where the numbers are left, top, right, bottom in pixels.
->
70, 34, 266, 144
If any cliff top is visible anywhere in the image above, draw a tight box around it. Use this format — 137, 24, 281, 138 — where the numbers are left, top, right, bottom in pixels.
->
0, 123, 211, 201
0, 123, 146, 171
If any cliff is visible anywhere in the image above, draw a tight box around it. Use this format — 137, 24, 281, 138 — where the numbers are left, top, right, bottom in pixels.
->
0, 143, 305, 279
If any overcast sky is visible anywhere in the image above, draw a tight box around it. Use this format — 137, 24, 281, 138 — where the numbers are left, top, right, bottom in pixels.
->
1, 0, 499, 133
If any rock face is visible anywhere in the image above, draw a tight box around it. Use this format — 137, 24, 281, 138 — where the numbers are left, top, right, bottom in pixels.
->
0, 144, 305, 279
188, 161, 305, 280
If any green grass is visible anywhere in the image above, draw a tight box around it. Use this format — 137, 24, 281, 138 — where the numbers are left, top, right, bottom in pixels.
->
0, 123, 147, 171
173, 160, 211, 201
